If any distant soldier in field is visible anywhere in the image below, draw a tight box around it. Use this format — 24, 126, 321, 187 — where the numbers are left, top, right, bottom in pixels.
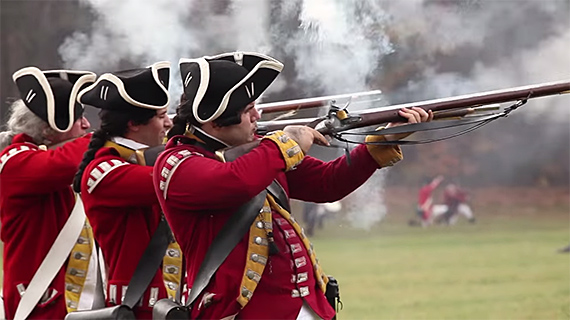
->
413, 175, 444, 227
303, 201, 343, 236
435, 183, 476, 225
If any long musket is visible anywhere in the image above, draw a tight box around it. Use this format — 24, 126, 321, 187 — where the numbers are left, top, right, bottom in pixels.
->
257, 80, 570, 136
257, 90, 383, 114
182, 80, 570, 162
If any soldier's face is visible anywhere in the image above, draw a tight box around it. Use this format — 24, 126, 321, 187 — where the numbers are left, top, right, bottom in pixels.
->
216, 103, 260, 146
50, 116, 91, 144
131, 108, 173, 147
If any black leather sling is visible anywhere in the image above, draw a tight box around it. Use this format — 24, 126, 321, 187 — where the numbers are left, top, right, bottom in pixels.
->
153, 180, 289, 319
66, 217, 172, 320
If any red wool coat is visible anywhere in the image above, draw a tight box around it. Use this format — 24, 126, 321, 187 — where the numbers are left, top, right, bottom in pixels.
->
0, 133, 90, 320
153, 135, 382, 319
80, 146, 167, 320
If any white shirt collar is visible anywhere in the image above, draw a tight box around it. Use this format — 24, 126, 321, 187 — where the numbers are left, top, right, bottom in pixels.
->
111, 136, 149, 150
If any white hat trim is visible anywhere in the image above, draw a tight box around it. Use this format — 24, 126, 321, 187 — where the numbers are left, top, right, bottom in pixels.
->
150, 61, 171, 99
65, 73, 96, 132
179, 58, 211, 124
13, 68, 97, 132
203, 51, 282, 66
44, 70, 97, 78
12, 67, 57, 132
180, 56, 283, 124
213, 60, 283, 124
78, 61, 170, 110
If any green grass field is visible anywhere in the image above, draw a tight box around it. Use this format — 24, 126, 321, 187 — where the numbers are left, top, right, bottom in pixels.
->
306, 200, 570, 320
1, 189, 568, 319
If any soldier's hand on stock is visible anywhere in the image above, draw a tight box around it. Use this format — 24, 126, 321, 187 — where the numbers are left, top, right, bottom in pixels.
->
283, 125, 330, 154
384, 107, 433, 141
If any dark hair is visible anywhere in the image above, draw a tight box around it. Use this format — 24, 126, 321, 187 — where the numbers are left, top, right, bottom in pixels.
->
167, 93, 247, 139
167, 94, 191, 139
72, 107, 157, 192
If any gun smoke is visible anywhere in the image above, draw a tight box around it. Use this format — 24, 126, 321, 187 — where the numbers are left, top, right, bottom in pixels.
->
57, 0, 569, 229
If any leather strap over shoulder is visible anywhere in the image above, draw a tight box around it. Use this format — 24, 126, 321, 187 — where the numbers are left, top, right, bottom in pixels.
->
121, 218, 172, 309
15, 195, 86, 320
185, 190, 268, 308
266, 180, 290, 212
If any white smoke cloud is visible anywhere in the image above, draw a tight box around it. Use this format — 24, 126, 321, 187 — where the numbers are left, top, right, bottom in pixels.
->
56, 0, 569, 229
386, 0, 570, 122
60, 0, 197, 70
343, 170, 389, 230
58, 0, 394, 102
59, 0, 197, 107
229, 0, 271, 53
384, 0, 488, 54
282, 0, 394, 95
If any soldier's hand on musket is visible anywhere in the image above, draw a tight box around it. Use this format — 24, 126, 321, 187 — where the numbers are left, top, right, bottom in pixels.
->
384, 107, 433, 141
283, 125, 330, 154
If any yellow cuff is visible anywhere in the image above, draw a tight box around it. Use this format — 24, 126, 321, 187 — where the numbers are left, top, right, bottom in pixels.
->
365, 130, 403, 167
263, 131, 304, 171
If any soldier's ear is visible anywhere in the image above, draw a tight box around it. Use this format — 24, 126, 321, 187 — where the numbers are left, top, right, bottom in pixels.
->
127, 120, 141, 133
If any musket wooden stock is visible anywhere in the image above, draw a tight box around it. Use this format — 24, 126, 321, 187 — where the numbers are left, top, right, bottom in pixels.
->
256, 107, 478, 134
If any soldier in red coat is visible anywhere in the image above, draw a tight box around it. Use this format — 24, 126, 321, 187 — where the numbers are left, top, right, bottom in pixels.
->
153, 52, 433, 319
72, 62, 181, 319
440, 183, 475, 225
416, 175, 445, 227
0, 67, 95, 319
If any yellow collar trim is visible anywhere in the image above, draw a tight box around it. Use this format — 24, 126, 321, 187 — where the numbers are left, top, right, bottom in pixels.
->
104, 140, 138, 162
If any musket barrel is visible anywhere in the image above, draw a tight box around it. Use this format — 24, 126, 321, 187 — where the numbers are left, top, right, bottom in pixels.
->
349, 80, 570, 132
257, 107, 477, 134
257, 89, 382, 114
258, 80, 570, 136
177, 81, 570, 135
258, 101, 323, 114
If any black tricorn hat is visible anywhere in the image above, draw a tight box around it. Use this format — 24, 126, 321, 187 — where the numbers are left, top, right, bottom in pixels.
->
12, 67, 96, 132
179, 51, 283, 125
78, 61, 170, 111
